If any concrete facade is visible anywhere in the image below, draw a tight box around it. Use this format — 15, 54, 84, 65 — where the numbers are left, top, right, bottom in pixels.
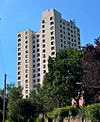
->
17, 9, 81, 98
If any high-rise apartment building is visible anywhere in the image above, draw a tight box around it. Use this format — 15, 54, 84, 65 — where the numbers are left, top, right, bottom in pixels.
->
17, 9, 81, 98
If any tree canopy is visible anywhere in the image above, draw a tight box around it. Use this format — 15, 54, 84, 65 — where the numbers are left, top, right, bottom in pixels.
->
42, 49, 84, 111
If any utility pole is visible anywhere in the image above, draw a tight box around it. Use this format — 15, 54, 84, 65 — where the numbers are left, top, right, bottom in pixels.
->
2, 74, 6, 122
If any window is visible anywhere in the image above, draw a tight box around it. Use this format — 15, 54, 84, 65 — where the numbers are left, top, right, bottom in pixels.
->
18, 57, 21, 60
43, 54, 46, 58
51, 41, 54, 45
61, 39, 63, 42
33, 45, 35, 48
42, 39, 45, 43
43, 65, 46, 68
64, 41, 66, 44
43, 49, 45, 53
50, 26, 54, 30
51, 31, 54, 35
18, 76, 21, 80
63, 27, 65, 30
18, 71, 20, 75
33, 80, 36, 83
25, 31, 27, 35
43, 70, 46, 73
25, 41, 28, 44
37, 53, 40, 57
50, 17, 53, 20
25, 74, 28, 78
37, 58, 40, 62
42, 20, 45, 23
42, 30, 45, 33
33, 60, 35, 63
33, 50, 35, 53
33, 69, 35, 73
68, 37, 70, 40
61, 44, 63, 47
18, 39, 21, 42
25, 36, 28, 39
71, 34, 73, 37
60, 25, 62, 28
42, 34, 45, 38
25, 80, 28, 83
37, 49, 39, 52
37, 34, 39, 38
51, 52, 55, 55
25, 84, 28, 88
18, 43, 21, 47
18, 62, 21, 65
37, 68, 40, 72
18, 48, 21, 51
26, 90, 28, 94
25, 69, 28, 73
68, 41, 70, 44
37, 73, 40, 77
33, 74, 35, 78
25, 45, 28, 49
67, 28, 70, 31
61, 34, 63, 38
33, 40, 35, 44
37, 79, 40, 82
42, 25, 45, 28
25, 50, 28, 53
37, 63, 40, 67
51, 47, 54, 50
37, 44, 39, 47
71, 30, 73, 33
33, 55, 35, 58
25, 64, 28, 68
60, 30, 62, 33
43, 44, 45, 48
50, 21, 54, 25
63, 31, 65, 34
63, 21, 65, 25
37, 39, 39, 42
43, 60, 46, 63
51, 36, 54, 40
18, 67, 21, 70
18, 34, 21, 37
33, 35, 35, 39
25, 55, 28, 58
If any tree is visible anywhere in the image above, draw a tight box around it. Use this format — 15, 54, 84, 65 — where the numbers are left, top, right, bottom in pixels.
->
82, 40, 100, 104
42, 49, 84, 111
7, 86, 23, 121
29, 84, 44, 113
8, 99, 36, 122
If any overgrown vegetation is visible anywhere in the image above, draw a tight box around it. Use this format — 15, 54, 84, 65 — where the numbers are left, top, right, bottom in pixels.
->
0, 40, 100, 121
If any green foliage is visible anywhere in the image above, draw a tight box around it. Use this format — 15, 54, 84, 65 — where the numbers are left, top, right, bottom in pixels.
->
84, 103, 100, 122
46, 106, 78, 120
36, 117, 43, 122
29, 84, 44, 113
7, 86, 23, 122
8, 99, 36, 122
43, 49, 84, 111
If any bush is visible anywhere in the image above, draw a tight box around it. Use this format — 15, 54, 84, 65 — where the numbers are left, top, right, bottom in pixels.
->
47, 106, 78, 120
85, 103, 100, 122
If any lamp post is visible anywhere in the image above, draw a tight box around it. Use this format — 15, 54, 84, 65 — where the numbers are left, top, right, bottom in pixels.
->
2, 74, 6, 122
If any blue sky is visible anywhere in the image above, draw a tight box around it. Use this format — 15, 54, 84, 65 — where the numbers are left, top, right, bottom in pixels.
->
0, 0, 100, 88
